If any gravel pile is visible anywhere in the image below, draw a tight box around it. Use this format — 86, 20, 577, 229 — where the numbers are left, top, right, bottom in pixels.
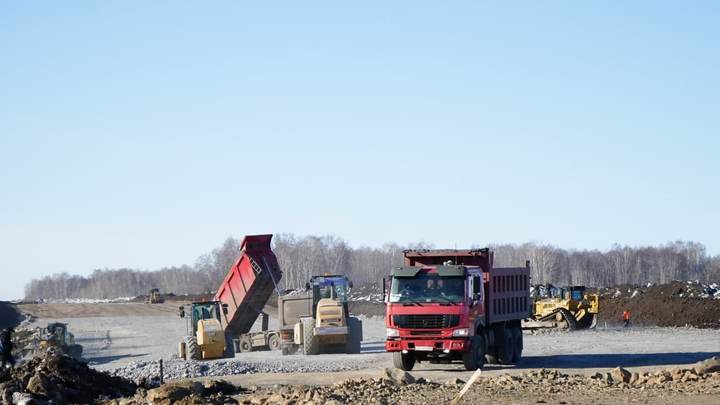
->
109, 355, 383, 384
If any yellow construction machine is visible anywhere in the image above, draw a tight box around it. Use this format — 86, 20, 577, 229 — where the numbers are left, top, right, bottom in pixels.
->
525, 285, 599, 330
178, 301, 230, 360
146, 288, 165, 304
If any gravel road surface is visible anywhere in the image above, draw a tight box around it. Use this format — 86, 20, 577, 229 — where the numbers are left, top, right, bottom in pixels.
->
20, 304, 720, 385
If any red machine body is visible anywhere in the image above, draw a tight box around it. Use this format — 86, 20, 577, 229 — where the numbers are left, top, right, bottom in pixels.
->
214, 234, 283, 337
385, 249, 530, 370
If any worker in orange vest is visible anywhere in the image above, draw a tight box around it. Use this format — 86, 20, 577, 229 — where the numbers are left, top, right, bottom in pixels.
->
623, 310, 631, 327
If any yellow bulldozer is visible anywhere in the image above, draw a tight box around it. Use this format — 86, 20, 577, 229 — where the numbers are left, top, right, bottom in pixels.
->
525, 285, 599, 330
146, 288, 165, 304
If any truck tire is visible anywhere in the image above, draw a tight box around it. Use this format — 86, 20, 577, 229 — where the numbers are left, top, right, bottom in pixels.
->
498, 328, 515, 364
511, 326, 523, 364
345, 316, 363, 354
462, 335, 486, 371
239, 337, 253, 353
392, 351, 415, 371
185, 336, 201, 361
268, 334, 281, 351
302, 318, 319, 355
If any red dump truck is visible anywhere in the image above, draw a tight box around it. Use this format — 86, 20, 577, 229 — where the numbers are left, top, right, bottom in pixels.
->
384, 248, 530, 371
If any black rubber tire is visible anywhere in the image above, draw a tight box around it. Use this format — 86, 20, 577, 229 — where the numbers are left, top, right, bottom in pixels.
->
185, 336, 201, 361
66, 344, 83, 359
463, 335, 486, 371
392, 351, 415, 371
302, 318, 319, 355
345, 317, 363, 354
511, 326, 523, 364
239, 338, 252, 353
498, 328, 515, 364
268, 334, 281, 351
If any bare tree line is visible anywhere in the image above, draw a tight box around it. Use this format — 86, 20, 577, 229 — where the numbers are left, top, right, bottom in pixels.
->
24, 235, 720, 300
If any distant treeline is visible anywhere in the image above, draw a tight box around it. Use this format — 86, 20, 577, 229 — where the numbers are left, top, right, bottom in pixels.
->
24, 235, 720, 300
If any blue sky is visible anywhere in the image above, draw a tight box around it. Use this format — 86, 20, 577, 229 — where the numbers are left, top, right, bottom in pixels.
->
1, 2, 719, 299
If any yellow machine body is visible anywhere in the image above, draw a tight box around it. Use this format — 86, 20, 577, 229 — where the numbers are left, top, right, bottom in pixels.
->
196, 318, 226, 359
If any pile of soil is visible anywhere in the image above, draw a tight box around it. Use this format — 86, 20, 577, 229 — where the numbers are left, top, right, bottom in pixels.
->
595, 281, 720, 328
599, 295, 720, 328
0, 302, 22, 330
0, 350, 137, 404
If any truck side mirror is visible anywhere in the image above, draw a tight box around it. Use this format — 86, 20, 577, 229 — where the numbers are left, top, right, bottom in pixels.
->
179, 306, 185, 318
222, 304, 229, 315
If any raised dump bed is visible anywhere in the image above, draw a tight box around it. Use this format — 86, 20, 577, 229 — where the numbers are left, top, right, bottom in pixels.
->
214, 234, 283, 337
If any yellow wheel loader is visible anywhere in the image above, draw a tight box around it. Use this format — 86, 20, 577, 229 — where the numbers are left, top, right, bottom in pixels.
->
524, 285, 599, 330
178, 301, 231, 360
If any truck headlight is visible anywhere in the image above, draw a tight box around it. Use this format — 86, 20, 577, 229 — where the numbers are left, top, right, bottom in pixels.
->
452, 328, 469, 337
386, 328, 400, 337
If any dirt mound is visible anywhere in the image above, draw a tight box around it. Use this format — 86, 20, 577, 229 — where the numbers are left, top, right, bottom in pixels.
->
0, 350, 137, 404
597, 281, 720, 328
0, 302, 22, 330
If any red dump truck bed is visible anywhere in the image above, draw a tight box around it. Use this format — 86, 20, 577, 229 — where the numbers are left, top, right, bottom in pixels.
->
214, 234, 283, 337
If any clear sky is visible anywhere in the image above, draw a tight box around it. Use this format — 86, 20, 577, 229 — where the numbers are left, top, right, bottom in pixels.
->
1, 2, 719, 300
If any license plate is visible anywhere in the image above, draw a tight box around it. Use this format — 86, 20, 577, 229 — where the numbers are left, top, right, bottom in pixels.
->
416, 346, 433, 351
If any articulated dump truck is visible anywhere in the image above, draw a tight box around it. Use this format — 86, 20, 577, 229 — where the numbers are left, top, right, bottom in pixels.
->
179, 234, 362, 361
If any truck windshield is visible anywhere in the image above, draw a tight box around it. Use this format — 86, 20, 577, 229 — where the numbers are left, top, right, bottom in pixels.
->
390, 274, 465, 303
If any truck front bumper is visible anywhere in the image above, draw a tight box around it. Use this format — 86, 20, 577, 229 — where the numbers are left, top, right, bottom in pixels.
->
385, 338, 467, 352
314, 326, 348, 336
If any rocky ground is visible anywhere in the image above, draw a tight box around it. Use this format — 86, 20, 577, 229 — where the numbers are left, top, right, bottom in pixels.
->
96, 356, 720, 405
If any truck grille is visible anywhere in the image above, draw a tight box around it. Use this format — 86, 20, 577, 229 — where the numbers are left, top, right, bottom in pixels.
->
393, 314, 459, 329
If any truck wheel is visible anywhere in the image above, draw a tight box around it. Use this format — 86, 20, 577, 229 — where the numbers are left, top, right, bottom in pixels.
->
498, 328, 515, 364
302, 318, 319, 355
392, 351, 415, 371
463, 335, 486, 371
185, 336, 202, 361
345, 317, 362, 354
511, 326, 523, 364
268, 334, 281, 351
239, 337, 252, 353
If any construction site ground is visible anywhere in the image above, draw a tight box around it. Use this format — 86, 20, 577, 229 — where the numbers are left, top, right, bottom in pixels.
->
15, 302, 720, 378
3, 300, 717, 404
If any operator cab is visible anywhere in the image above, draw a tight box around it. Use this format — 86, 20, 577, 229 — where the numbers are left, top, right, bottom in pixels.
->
179, 301, 228, 334
307, 275, 353, 316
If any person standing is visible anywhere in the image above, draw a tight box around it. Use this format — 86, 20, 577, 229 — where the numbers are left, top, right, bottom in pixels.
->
0, 327, 14, 368
622, 310, 631, 328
